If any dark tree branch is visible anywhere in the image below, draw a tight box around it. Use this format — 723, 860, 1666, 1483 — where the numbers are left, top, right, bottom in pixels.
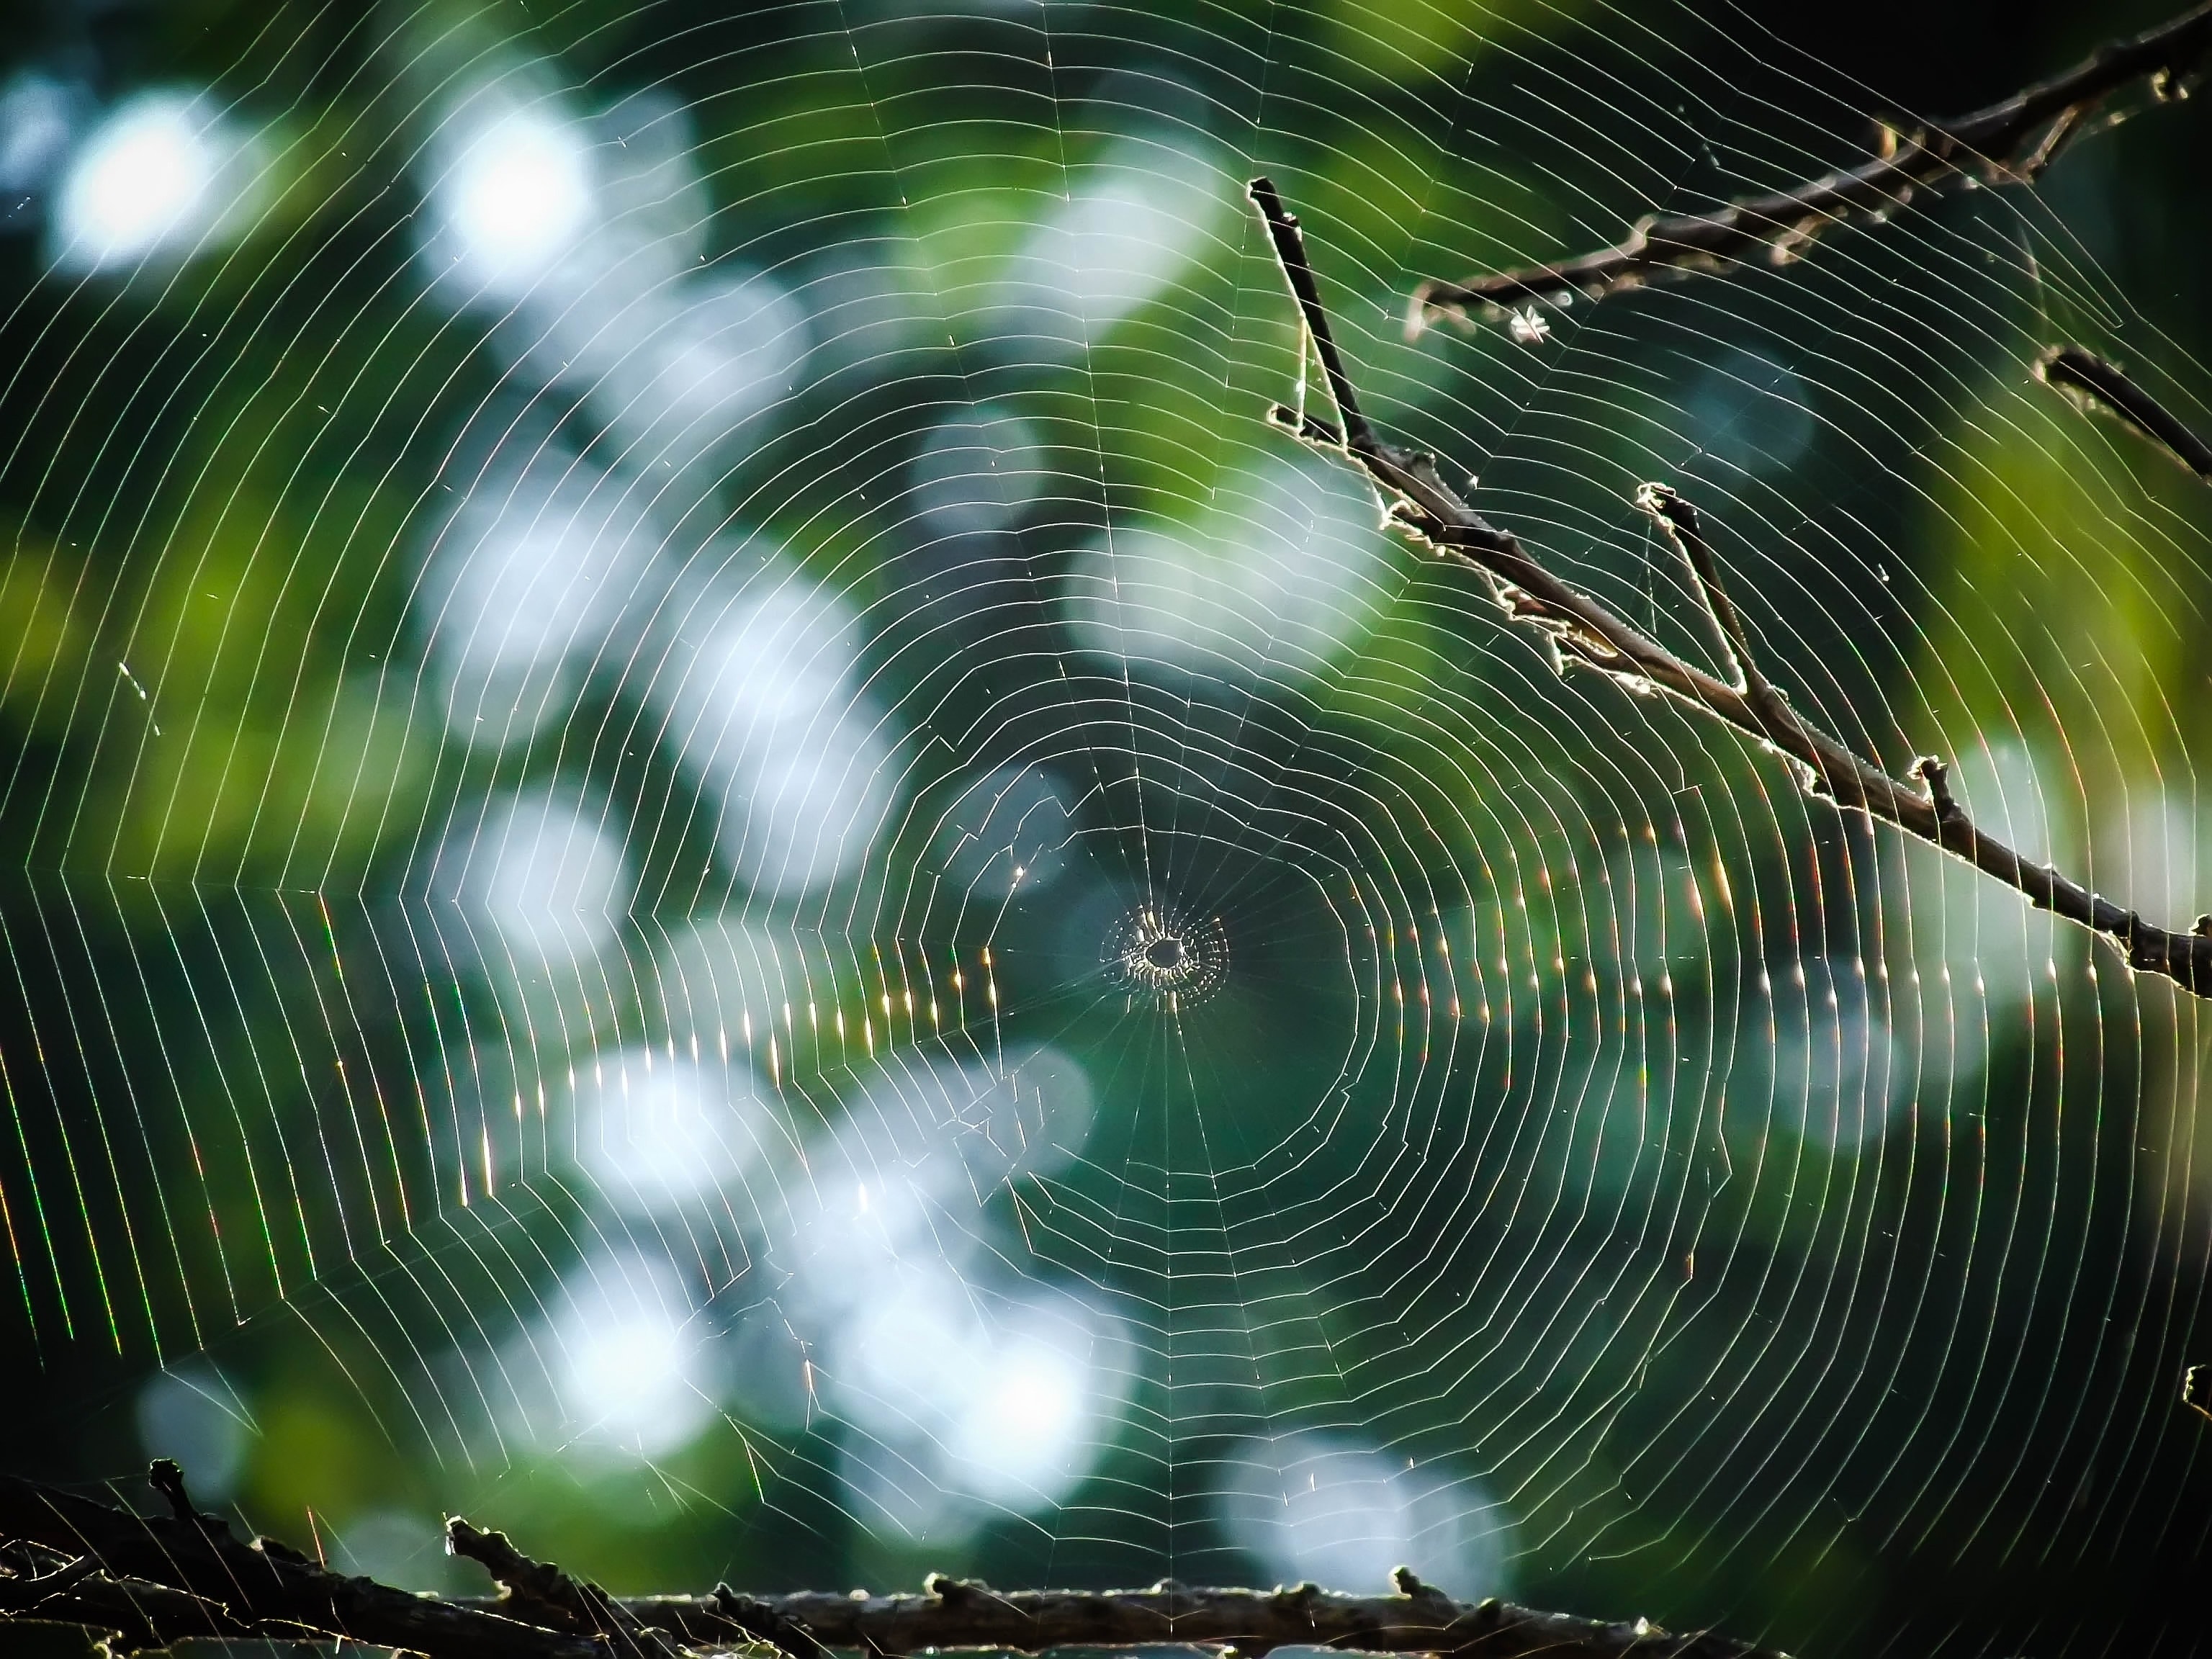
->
1251, 177, 1383, 456
592, 1574, 1781, 1659
0, 1544, 99, 1613
1412, 2, 2212, 320
2036, 344, 2212, 480
712, 1584, 835, 1659
0, 1540, 256, 1650
1632, 483, 1783, 718
1247, 179, 2212, 998
0, 1465, 602, 1658
0, 1463, 1799, 1659
446, 1517, 685, 1658
2029, 343, 2212, 967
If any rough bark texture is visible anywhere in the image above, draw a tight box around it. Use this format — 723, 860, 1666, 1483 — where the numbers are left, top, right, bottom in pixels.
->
590, 1576, 1784, 1659
2038, 345, 2212, 480
0, 1467, 1794, 1659
0, 1470, 601, 1658
1413, 1, 2212, 318
1246, 176, 2212, 999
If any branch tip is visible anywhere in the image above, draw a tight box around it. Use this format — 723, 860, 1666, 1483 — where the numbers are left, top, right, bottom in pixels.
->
1915, 755, 1962, 819
1247, 176, 1377, 454
146, 1458, 192, 1524
926, 1574, 990, 1607
146, 1458, 230, 1541
2036, 342, 2212, 478
1268, 403, 1343, 448
1636, 482, 1784, 717
1633, 480, 1697, 536
1421, 2, 2212, 312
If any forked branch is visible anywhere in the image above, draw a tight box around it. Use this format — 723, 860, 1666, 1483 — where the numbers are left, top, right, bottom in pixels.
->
1413, 1, 2212, 320
1248, 178, 2212, 999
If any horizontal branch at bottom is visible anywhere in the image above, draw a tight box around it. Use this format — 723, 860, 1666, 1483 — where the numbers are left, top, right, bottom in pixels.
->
553, 1575, 1784, 1659
1, 1465, 1791, 1659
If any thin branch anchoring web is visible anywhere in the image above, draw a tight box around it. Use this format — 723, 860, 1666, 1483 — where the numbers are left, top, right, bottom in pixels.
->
1247, 177, 2212, 999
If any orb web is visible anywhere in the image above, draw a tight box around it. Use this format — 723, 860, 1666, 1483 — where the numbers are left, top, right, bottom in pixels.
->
0, 0, 2208, 1650
1102, 902, 1230, 1009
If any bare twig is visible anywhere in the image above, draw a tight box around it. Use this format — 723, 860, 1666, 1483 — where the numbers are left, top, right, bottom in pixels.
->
1248, 179, 2212, 998
0, 1542, 254, 1651
714, 1583, 835, 1659
1632, 482, 1784, 719
446, 1516, 683, 1658
590, 1577, 1781, 1659
0, 1545, 99, 1612
2036, 345, 2212, 480
0, 1463, 1794, 1659
0, 1464, 603, 1658
1413, 2, 2212, 320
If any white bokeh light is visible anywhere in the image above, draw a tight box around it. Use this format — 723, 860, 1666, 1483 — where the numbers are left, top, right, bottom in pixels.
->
993, 138, 1229, 351
650, 575, 896, 899
830, 1269, 1128, 1527
777, 1049, 1094, 1300
426, 86, 810, 490
721, 1042, 1097, 1452
543, 1247, 716, 1460
650, 914, 812, 1055
590, 271, 811, 473
1065, 448, 1390, 678
445, 789, 632, 967
943, 1331, 1092, 1501
426, 88, 594, 300
421, 443, 665, 748
50, 91, 258, 272
1218, 1431, 1510, 1599
575, 1047, 786, 1214
1763, 958, 1910, 1152
908, 403, 1049, 540
949, 1044, 1094, 1184
739, 1047, 1113, 1530
0, 73, 79, 198
774, 1121, 971, 1316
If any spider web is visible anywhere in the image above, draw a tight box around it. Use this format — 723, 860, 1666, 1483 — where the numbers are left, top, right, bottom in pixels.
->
1, 0, 2208, 1651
